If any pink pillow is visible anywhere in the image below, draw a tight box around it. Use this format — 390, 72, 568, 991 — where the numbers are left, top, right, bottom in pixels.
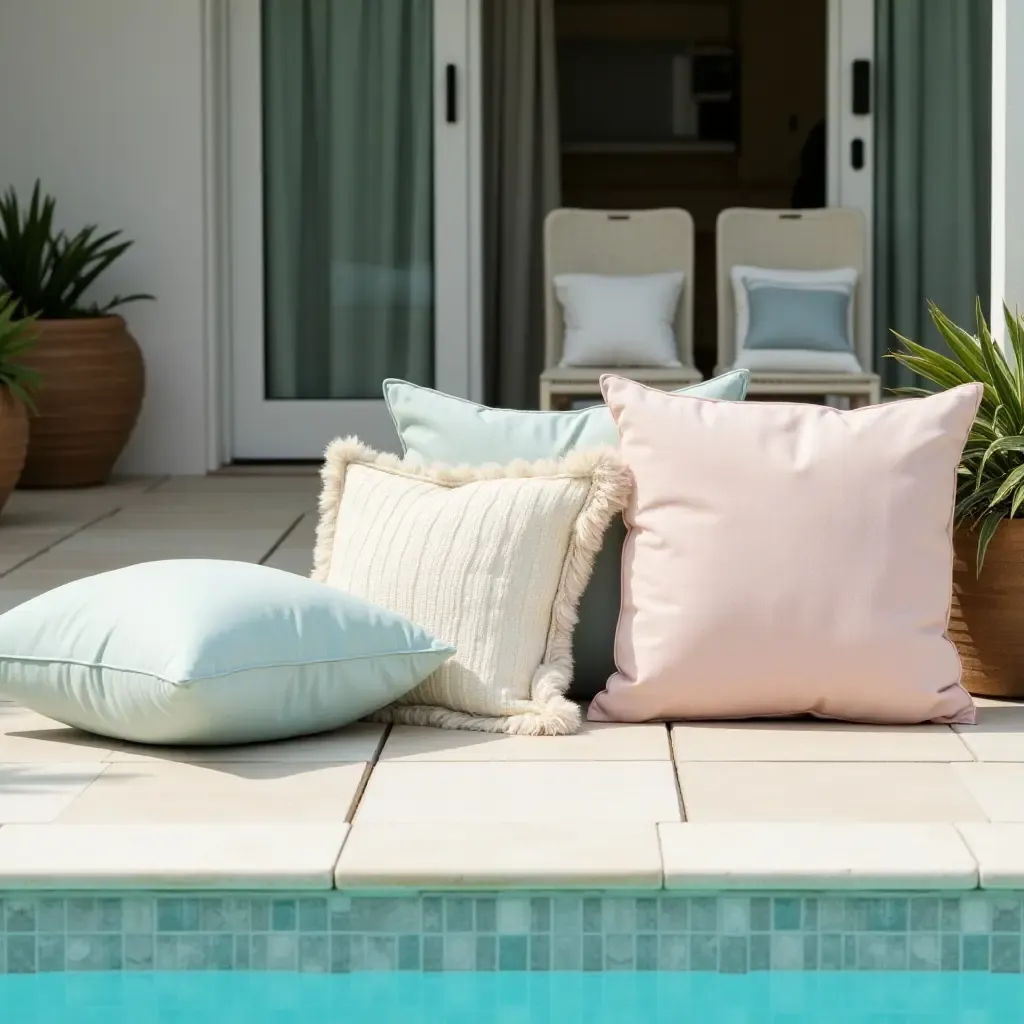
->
589, 377, 983, 726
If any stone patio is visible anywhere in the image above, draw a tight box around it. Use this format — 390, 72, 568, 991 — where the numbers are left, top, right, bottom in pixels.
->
0, 473, 1023, 891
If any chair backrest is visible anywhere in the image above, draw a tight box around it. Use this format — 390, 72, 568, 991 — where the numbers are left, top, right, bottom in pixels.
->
715, 207, 869, 372
543, 208, 696, 369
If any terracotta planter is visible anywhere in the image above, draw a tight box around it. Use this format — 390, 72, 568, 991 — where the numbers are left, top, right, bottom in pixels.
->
0, 389, 29, 512
950, 520, 1024, 698
18, 316, 144, 489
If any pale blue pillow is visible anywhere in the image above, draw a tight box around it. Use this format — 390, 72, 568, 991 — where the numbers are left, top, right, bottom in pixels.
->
744, 284, 853, 352
0, 559, 454, 746
383, 371, 749, 699
384, 369, 749, 464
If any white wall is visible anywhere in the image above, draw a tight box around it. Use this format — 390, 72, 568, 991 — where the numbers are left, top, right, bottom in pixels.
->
0, 0, 213, 475
991, 0, 1024, 349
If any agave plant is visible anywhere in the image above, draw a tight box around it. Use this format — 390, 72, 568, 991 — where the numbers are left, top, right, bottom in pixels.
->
890, 299, 1024, 575
0, 291, 40, 412
0, 180, 152, 319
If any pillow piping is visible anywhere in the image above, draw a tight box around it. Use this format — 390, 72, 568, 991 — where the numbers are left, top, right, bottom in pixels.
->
313, 436, 633, 735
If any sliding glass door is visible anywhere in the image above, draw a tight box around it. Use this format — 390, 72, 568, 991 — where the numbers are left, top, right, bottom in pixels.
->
229, 0, 480, 458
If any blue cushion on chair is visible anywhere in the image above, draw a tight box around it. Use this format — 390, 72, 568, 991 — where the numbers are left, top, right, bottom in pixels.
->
744, 284, 853, 352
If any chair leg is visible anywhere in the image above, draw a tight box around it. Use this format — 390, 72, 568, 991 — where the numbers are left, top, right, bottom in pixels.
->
540, 380, 554, 411
869, 381, 882, 406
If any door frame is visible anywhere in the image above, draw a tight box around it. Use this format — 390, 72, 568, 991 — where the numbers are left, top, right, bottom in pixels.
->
205, 0, 482, 463
827, 0, 875, 360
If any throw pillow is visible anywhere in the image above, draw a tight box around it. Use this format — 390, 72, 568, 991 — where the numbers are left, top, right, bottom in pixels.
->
730, 265, 862, 374
555, 272, 685, 367
384, 370, 750, 698
313, 438, 631, 734
590, 375, 982, 725
0, 559, 454, 745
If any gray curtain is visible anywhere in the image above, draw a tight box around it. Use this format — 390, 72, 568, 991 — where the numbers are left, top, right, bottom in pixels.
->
874, 0, 992, 390
262, 0, 434, 400
484, 0, 562, 409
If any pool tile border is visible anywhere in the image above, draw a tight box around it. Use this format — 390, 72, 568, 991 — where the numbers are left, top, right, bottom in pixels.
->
2, 892, 1024, 974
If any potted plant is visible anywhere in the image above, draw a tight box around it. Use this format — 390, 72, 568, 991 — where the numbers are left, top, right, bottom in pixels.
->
0, 181, 151, 488
0, 291, 39, 512
892, 299, 1024, 698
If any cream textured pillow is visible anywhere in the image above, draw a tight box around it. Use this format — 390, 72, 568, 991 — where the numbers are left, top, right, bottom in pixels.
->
590, 376, 983, 726
313, 438, 631, 735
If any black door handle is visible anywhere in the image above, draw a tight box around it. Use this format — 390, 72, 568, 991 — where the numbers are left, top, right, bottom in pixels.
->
852, 60, 871, 115
446, 64, 458, 123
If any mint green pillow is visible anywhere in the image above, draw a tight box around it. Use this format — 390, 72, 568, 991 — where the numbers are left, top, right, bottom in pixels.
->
383, 371, 749, 699
0, 559, 454, 746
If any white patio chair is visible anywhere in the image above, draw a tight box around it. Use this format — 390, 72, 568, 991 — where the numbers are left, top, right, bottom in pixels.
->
715, 207, 881, 406
540, 208, 700, 410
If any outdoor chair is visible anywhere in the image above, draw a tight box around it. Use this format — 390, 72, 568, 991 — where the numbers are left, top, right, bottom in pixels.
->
540, 208, 700, 410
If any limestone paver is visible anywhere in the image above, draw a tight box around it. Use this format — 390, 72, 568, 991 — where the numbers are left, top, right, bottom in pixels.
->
380, 722, 671, 761
672, 721, 972, 762
955, 704, 1024, 761
0, 763, 109, 823
109, 723, 386, 764
659, 823, 979, 889
677, 762, 987, 822
0, 823, 347, 889
958, 823, 1024, 888
55, 761, 369, 824
356, 761, 682, 824
336, 822, 662, 889
953, 763, 1024, 821
0, 708, 122, 762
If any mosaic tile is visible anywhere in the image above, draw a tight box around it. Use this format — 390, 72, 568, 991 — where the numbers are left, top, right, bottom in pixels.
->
658, 934, 688, 971
991, 934, 1021, 974
720, 936, 747, 974
398, 935, 421, 972
749, 934, 770, 972
530, 897, 551, 934
445, 897, 474, 934
4, 892, 1024, 974
271, 899, 296, 932
474, 935, 495, 972
498, 935, 527, 971
551, 896, 580, 935
582, 934, 603, 972
553, 935, 581, 971
440, 934, 472, 971
909, 933, 941, 971
963, 934, 991, 971
636, 934, 658, 972
604, 933, 633, 971
529, 935, 551, 971
992, 898, 1023, 934
658, 896, 688, 933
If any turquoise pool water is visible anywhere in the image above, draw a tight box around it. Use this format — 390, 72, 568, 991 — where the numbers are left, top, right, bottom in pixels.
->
2, 972, 1024, 1023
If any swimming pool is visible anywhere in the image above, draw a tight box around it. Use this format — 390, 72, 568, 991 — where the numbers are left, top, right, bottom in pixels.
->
2, 971, 1024, 1023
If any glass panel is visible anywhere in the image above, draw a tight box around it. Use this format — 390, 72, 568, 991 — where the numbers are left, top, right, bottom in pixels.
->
261, 0, 435, 400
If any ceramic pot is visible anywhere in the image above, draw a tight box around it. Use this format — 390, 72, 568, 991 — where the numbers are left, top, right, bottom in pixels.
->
0, 388, 28, 512
18, 316, 144, 488
950, 520, 1024, 698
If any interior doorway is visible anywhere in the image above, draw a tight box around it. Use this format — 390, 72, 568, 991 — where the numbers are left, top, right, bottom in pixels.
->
553, 0, 869, 378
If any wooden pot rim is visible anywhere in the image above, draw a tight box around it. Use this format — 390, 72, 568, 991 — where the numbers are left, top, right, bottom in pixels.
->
34, 314, 127, 329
